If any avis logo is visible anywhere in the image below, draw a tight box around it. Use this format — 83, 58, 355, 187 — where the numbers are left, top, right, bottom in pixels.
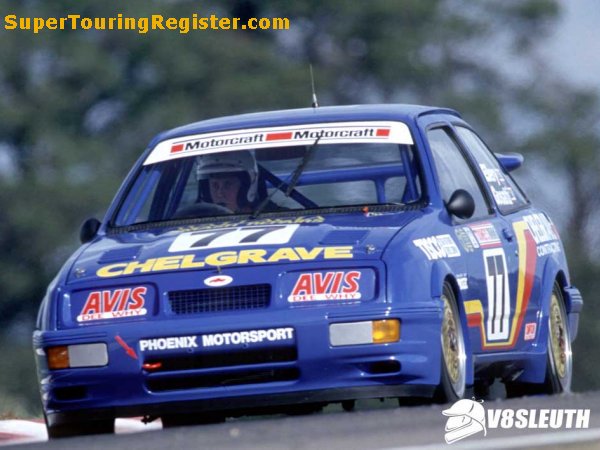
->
288, 271, 361, 302
77, 287, 148, 322
443, 399, 487, 444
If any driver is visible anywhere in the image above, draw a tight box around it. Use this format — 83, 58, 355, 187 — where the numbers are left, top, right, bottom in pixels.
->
196, 150, 259, 214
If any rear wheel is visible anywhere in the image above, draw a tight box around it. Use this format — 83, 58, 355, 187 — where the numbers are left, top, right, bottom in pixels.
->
435, 283, 467, 403
505, 282, 572, 397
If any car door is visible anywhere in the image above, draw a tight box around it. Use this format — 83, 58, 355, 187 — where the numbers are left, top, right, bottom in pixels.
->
454, 125, 540, 353
426, 126, 516, 354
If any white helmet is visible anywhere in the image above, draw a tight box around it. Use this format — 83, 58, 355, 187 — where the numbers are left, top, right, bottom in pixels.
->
196, 150, 258, 203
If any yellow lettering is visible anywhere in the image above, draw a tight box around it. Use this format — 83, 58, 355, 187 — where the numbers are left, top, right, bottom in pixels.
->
46, 17, 57, 29
219, 18, 230, 29
237, 249, 267, 264
205, 251, 237, 266
4, 15, 17, 30
268, 247, 300, 262
165, 17, 177, 30
152, 15, 164, 30
324, 246, 354, 259
152, 256, 183, 271
97, 263, 127, 278
123, 258, 156, 275
180, 254, 205, 268
198, 18, 208, 30
294, 247, 323, 260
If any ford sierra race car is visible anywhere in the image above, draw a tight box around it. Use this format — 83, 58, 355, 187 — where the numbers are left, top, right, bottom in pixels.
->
34, 104, 583, 437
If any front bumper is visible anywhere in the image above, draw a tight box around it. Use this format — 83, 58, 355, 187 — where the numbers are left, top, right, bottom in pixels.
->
35, 303, 443, 422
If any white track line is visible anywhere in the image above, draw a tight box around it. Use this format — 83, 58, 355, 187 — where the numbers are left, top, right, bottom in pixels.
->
388, 428, 600, 450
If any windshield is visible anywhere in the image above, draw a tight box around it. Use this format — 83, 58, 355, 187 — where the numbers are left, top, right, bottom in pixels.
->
112, 141, 423, 227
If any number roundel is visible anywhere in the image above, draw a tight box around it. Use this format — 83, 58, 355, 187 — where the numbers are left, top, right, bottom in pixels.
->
168, 225, 299, 252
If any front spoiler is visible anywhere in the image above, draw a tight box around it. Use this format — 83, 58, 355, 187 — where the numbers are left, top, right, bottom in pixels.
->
46, 384, 435, 426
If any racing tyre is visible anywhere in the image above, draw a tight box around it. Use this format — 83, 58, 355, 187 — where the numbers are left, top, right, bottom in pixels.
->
45, 415, 114, 439
435, 283, 467, 403
505, 282, 572, 397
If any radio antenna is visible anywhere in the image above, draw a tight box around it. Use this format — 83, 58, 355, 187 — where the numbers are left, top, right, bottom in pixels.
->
310, 64, 319, 108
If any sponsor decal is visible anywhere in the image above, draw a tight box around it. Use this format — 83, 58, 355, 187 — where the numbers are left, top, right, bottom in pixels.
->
204, 274, 233, 287
456, 274, 469, 291
140, 336, 198, 352
288, 271, 361, 302
77, 287, 148, 322
97, 246, 354, 278
523, 213, 559, 244
455, 227, 479, 252
176, 215, 325, 232
479, 164, 517, 206
524, 322, 537, 341
201, 327, 294, 347
469, 222, 501, 248
169, 225, 299, 252
144, 121, 414, 165
536, 241, 561, 257
115, 335, 138, 360
413, 234, 461, 261
464, 221, 536, 349
442, 398, 589, 445
523, 213, 562, 256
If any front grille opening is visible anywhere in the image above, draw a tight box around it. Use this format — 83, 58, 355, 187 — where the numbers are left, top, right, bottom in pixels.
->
169, 284, 271, 314
144, 347, 297, 372
146, 368, 299, 392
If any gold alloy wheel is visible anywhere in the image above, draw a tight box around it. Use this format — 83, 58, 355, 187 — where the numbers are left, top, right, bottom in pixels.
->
441, 292, 465, 394
549, 291, 569, 380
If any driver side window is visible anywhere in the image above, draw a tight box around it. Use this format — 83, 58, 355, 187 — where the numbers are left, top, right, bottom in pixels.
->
427, 128, 490, 221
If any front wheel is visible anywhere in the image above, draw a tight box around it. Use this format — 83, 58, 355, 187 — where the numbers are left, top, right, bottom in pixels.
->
435, 283, 467, 403
45, 415, 114, 439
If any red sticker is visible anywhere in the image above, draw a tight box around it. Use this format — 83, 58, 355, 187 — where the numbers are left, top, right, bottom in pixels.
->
288, 271, 361, 302
77, 287, 148, 322
524, 322, 536, 341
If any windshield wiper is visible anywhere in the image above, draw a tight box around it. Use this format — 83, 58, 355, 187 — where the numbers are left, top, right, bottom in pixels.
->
251, 132, 322, 218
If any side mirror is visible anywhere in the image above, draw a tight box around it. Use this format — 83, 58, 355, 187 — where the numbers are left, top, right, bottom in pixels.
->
80, 218, 101, 244
446, 189, 475, 220
495, 152, 524, 172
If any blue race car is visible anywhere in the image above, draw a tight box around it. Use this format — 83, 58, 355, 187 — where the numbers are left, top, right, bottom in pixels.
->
34, 104, 583, 437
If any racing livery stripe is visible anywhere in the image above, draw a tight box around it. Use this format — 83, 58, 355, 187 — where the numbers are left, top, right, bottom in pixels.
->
465, 221, 537, 349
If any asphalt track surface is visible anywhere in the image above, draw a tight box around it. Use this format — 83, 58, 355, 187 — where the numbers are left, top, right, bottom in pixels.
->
4, 391, 600, 450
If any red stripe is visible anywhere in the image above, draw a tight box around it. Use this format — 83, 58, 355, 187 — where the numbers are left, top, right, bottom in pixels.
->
376, 128, 390, 137
170, 144, 184, 153
266, 132, 292, 141
512, 229, 537, 342
466, 312, 481, 328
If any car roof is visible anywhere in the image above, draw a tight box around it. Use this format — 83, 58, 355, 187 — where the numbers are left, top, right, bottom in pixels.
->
148, 104, 461, 148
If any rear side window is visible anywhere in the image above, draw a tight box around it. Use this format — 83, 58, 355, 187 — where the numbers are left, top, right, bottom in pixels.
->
427, 128, 490, 221
455, 127, 528, 214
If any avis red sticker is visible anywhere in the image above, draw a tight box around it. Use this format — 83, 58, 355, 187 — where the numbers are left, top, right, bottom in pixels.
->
288, 271, 362, 302
77, 287, 148, 322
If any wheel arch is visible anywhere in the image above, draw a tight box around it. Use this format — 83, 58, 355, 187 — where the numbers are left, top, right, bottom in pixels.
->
430, 262, 474, 387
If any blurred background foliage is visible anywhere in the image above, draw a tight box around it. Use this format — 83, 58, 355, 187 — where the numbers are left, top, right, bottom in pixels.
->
1, 0, 599, 416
